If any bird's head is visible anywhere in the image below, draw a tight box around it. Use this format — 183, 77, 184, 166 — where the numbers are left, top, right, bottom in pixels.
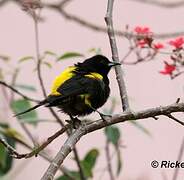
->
76, 55, 121, 76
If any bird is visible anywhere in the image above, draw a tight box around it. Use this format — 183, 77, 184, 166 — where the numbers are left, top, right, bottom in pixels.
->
14, 55, 120, 126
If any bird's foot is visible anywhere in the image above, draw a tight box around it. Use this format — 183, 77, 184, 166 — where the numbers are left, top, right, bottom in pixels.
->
66, 117, 81, 129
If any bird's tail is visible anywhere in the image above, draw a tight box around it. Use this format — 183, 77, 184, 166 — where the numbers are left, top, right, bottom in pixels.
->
14, 100, 47, 117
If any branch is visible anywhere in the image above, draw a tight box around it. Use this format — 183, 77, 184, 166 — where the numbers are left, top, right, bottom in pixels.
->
41, 102, 184, 180
105, 0, 130, 111
0, 125, 69, 159
73, 147, 86, 180
41, 125, 85, 180
0, 137, 21, 158
19, 123, 36, 146
128, 0, 184, 8
25, 5, 65, 127
0, 131, 75, 179
166, 114, 184, 126
105, 140, 115, 180
31, 9, 47, 97
0, 0, 183, 39
0, 81, 39, 103
47, 3, 184, 39
20, 2, 87, 179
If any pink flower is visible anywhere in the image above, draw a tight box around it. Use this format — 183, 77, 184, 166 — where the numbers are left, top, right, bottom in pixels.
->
169, 37, 184, 49
160, 62, 176, 75
137, 39, 147, 47
153, 43, 164, 50
134, 26, 151, 34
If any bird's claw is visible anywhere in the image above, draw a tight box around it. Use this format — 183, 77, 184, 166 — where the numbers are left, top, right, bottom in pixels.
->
66, 117, 81, 129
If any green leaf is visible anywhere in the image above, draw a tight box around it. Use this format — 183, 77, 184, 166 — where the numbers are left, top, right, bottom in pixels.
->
130, 121, 151, 136
44, 50, 57, 56
56, 171, 80, 180
57, 149, 99, 179
14, 84, 36, 92
81, 149, 99, 178
105, 126, 121, 146
43, 62, 52, 69
0, 124, 15, 176
18, 56, 34, 63
57, 52, 84, 61
0, 128, 23, 141
11, 99, 38, 125
116, 148, 122, 176
0, 138, 15, 176
0, 143, 7, 171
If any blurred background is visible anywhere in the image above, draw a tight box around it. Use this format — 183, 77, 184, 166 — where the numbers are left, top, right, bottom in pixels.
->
0, 0, 184, 179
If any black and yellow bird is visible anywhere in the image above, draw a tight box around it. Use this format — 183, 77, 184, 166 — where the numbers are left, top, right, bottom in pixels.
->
15, 55, 120, 124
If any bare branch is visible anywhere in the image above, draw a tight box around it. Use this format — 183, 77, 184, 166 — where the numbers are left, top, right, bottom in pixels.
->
128, 0, 184, 8
0, 137, 21, 158
41, 102, 184, 180
48, 4, 184, 39
105, 0, 130, 111
105, 140, 115, 180
0, 124, 69, 159
0, 81, 39, 103
0, 0, 183, 39
166, 114, 184, 126
73, 147, 86, 180
19, 123, 37, 146
0, 129, 75, 179
31, 9, 47, 97
27, 3, 87, 179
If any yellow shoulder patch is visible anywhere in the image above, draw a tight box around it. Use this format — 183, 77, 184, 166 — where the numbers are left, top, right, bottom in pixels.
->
50, 66, 76, 96
85, 72, 103, 80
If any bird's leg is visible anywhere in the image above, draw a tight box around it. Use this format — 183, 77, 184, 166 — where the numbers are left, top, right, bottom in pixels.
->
66, 115, 81, 129
90, 106, 112, 121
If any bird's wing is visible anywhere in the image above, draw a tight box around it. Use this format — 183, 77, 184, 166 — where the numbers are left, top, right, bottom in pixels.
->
47, 74, 104, 106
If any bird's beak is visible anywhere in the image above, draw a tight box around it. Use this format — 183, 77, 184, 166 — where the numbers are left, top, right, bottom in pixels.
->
108, 61, 121, 67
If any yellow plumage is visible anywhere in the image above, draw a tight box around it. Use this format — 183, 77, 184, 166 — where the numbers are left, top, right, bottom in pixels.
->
50, 66, 76, 96
50, 66, 103, 96
85, 73, 103, 80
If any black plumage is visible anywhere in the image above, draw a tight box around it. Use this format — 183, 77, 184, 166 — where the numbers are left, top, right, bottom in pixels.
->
15, 55, 120, 121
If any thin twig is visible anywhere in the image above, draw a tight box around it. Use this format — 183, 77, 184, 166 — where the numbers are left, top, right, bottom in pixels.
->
2, 0, 184, 39
31, 7, 64, 127
0, 81, 39, 102
166, 114, 184, 126
172, 137, 184, 180
120, 48, 134, 63
19, 123, 37, 146
0, 124, 69, 159
32, 10, 47, 97
51, 4, 184, 39
105, 0, 130, 111
105, 140, 115, 180
0, 131, 75, 179
73, 147, 86, 180
0, 137, 21, 158
31, 5, 86, 179
10, 68, 19, 103
128, 0, 184, 8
